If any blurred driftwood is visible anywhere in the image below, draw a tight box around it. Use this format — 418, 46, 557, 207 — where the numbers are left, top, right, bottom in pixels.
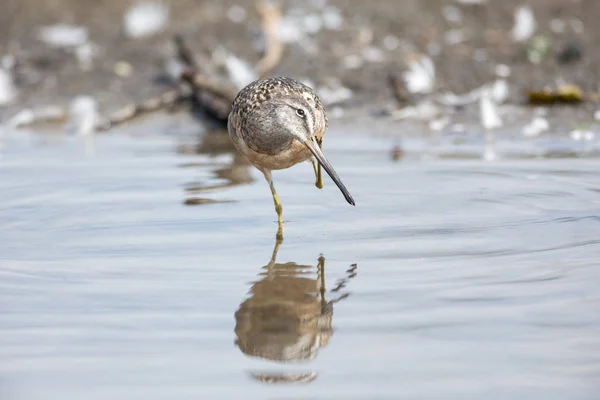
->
99, 0, 283, 132
96, 89, 184, 131
255, 0, 283, 78
98, 35, 240, 131
8, 1, 284, 133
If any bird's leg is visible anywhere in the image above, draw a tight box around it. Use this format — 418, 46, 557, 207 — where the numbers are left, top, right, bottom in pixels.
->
317, 255, 326, 308
265, 234, 283, 281
261, 169, 284, 240
269, 179, 284, 241
312, 160, 323, 189
268, 235, 283, 266
312, 137, 324, 189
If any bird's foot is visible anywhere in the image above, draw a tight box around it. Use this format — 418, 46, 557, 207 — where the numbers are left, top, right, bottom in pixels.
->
312, 160, 324, 189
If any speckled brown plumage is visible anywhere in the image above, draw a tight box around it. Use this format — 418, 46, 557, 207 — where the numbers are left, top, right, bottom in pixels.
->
232, 77, 327, 125
228, 77, 327, 158
226, 76, 354, 239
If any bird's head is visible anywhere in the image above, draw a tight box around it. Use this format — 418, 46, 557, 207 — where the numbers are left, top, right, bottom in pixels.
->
257, 88, 326, 144
262, 89, 354, 206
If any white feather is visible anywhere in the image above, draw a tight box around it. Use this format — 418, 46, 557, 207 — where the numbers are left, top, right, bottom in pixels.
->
69, 96, 100, 136
479, 89, 502, 130
511, 6, 536, 42
403, 55, 435, 94
0, 68, 17, 105
522, 117, 549, 137
38, 24, 88, 48
124, 2, 169, 38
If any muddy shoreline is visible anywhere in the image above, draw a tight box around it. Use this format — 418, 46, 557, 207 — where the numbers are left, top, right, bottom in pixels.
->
0, 0, 599, 136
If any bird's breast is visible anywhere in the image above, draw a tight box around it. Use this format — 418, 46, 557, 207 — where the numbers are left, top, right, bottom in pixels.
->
244, 140, 312, 171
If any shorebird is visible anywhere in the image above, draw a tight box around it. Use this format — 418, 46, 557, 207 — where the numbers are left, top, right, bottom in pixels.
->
227, 77, 354, 239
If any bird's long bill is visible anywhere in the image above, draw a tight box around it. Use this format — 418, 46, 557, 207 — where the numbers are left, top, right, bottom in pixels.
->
304, 138, 355, 206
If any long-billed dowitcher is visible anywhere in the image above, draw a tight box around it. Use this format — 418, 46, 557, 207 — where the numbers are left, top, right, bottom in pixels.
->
227, 77, 354, 239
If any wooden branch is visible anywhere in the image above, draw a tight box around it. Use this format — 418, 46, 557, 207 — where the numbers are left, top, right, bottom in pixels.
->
174, 34, 197, 69
173, 35, 240, 124
98, 36, 241, 131
98, 22, 274, 132
179, 68, 238, 103
96, 89, 185, 131
255, 0, 284, 78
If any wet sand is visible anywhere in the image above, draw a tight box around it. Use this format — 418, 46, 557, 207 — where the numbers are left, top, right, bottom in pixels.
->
1, 0, 599, 124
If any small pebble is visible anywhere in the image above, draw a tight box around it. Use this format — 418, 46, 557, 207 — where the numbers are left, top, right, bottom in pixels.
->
522, 116, 549, 137
69, 96, 100, 136
512, 6, 536, 42
114, 61, 133, 77
323, 6, 343, 30
429, 117, 449, 132
445, 29, 466, 45
570, 129, 583, 141
38, 24, 88, 48
76, 43, 97, 71
443, 6, 462, 24
495, 64, 511, 78
303, 14, 323, 34
594, 109, 600, 121
124, 2, 169, 38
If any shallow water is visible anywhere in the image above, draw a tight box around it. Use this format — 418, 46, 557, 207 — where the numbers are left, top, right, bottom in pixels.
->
1, 119, 600, 400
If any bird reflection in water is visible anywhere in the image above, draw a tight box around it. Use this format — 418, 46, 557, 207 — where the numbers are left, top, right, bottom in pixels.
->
234, 239, 357, 384
177, 130, 253, 205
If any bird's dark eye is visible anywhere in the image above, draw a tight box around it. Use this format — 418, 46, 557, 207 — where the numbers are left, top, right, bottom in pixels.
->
296, 109, 306, 117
